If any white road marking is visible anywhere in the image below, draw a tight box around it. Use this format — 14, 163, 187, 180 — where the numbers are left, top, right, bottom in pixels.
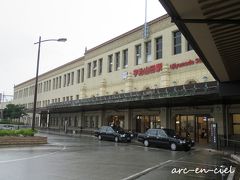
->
227, 167, 235, 180
121, 160, 173, 180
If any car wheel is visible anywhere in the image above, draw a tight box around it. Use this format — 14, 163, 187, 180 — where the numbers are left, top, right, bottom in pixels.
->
170, 143, 177, 151
98, 135, 102, 140
114, 136, 119, 142
144, 140, 149, 147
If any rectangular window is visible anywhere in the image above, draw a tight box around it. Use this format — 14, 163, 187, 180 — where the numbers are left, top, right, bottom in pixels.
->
59, 76, 62, 88
187, 42, 193, 51
71, 72, 74, 85
156, 37, 162, 59
108, 54, 113, 73
173, 30, 182, 55
64, 75, 66, 87
56, 77, 58, 89
115, 52, 120, 71
87, 63, 91, 78
48, 80, 51, 91
145, 41, 152, 62
53, 78, 55, 90
123, 49, 128, 69
98, 58, 103, 75
77, 69, 81, 84
136, 44, 142, 65
67, 73, 70, 86
81, 68, 84, 82
93, 60, 97, 77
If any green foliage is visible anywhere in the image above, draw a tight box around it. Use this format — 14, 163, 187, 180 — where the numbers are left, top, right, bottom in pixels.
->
3, 104, 27, 120
0, 129, 36, 136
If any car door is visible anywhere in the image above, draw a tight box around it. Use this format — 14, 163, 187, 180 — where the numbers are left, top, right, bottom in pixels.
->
146, 129, 158, 145
156, 129, 169, 147
106, 127, 115, 140
99, 126, 107, 139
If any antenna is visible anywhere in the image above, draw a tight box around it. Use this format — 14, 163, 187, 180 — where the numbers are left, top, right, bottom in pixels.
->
143, 0, 149, 39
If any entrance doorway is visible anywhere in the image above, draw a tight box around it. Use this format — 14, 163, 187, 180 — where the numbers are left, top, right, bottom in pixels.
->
108, 115, 124, 128
136, 115, 161, 133
175, 115, 214, 144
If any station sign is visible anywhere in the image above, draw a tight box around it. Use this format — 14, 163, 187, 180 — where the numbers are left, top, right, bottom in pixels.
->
132, 58, 202, 77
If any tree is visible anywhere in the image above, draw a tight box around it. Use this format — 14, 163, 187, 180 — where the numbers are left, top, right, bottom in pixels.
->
3, 104, 27, 120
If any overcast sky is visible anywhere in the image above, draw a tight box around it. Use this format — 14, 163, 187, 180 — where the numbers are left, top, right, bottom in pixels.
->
0, 0, 166, 97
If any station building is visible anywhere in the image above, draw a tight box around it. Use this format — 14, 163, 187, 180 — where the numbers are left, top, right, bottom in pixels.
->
13, 14, 240, 145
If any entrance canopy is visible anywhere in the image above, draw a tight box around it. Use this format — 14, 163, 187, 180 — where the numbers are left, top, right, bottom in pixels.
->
159, 0, 240, 82
43, 81, 240, 113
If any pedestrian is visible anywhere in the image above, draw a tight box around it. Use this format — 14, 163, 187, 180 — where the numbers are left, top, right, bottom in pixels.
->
201, 128, 205, 138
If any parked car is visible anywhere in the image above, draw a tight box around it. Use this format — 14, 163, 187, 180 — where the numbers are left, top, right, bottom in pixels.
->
137, 128, 194, 151
1, 125, 15, 130
95, 126, 133, 142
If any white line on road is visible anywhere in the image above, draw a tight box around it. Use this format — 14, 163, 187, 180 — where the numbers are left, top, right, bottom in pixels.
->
0, 145, 66, 164
121, 160, 173, 180
227, 167, 235, 180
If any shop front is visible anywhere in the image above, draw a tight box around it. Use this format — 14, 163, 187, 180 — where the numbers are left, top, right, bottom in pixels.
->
136, 115, 161, 133
108, 115, 125, 128
175, 115, 214, 144
232, 114, 240, 136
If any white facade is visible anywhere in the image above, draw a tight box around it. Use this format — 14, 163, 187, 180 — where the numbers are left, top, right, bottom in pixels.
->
13, 15, 214, 109
13, 15, 240, 142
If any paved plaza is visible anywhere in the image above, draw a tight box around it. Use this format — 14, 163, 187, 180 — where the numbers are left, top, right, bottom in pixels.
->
0, 133, 238, 180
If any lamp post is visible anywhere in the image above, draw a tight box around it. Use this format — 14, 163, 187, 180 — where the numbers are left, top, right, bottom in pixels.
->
32, 36, 67, 130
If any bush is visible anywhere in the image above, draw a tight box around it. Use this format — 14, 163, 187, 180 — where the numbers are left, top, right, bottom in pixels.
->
0, 129, 36, 137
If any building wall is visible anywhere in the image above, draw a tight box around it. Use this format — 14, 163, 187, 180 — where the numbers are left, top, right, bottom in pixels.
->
13, 15, 214, 109
11, 15, 240, 143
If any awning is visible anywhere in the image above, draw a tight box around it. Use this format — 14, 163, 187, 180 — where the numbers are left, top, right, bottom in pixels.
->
159, 0, 240, 82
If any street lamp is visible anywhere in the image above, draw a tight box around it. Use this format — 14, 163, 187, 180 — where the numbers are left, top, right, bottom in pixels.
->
32, 36, 67, 130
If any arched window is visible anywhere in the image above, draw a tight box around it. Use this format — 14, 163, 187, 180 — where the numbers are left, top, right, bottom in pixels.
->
185, 79, 197, 85
113, 91, 118, 95
143, 86, 151, 91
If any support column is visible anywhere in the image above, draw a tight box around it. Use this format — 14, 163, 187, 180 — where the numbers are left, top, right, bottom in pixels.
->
160, 107, 167, 128
80, 84, 87, 98
100, 79, 107, 96
124, 109, 133, 131
100, 110, 106, 127
125, 73, 133, 92
211, 105, 225, 136
160, 64, 170, 88
47, 112, 50, 128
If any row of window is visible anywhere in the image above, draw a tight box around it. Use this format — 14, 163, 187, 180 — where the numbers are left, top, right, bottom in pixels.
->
48, 115, 99, 129
14, 31, 193, 99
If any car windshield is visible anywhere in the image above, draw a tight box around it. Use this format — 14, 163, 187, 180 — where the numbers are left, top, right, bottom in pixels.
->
112, 126, 125, 133
163, 129, 176, 137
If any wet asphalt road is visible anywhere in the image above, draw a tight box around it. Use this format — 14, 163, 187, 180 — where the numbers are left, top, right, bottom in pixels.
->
0, 133, 238, 180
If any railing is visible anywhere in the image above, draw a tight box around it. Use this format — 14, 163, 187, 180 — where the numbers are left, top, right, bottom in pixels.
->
47, 81, 218, 109
38, 127, 96, 136
219, 138, 240, 154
